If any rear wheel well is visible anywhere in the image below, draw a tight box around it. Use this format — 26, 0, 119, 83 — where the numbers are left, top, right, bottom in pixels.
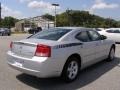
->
61, 53, 81, 82
65, 54, 81, 68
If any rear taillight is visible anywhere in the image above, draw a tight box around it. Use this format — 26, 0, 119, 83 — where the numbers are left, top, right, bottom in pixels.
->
35, 44, 51, 57
10, 42, 13, 49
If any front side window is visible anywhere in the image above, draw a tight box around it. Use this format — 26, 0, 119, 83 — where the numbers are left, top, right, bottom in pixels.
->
114, 30, 120, 33
88, 30, 101, 41
29, 28, 72, 41
75, 31, 90, 42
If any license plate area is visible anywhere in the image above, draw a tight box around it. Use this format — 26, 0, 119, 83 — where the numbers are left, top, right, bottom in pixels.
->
13, 59, 24, 67
14, 62, 23, 67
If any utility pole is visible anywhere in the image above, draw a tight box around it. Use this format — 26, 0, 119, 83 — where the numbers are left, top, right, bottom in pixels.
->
109, 17, 111, 28
0, 2, 1, 23
66, 8, 71, 26
67, 9, 73, 26
52, 3, 59, 27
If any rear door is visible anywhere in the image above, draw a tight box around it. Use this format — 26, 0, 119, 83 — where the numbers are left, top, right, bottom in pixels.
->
108, 30, 120, 42
105, 30, 116, 41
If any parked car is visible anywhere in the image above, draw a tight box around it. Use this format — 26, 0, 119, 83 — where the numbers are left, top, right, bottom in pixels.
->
94, 28, 105, 35
7, 27, 115, 82
0, 28, 11, 36
99, 28, 120, 43
28, 27, 42, 34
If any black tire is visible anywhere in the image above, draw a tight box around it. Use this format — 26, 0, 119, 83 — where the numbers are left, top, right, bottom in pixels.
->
61, 57, 80, 82
8, 33, 11, 36
106, 47, 115, 62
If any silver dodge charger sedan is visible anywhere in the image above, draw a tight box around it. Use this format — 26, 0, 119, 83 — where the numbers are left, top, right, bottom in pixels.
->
7, 27, 115, 82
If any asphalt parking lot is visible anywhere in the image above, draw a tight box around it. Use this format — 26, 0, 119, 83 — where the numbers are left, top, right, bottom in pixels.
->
0, 34, 120, 90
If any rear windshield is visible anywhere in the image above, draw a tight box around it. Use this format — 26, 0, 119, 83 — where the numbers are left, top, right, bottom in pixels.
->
29, 28, 72, 41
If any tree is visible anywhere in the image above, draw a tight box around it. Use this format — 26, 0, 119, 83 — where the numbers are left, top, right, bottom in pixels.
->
56, 12, 69, 26
0, 17, 18, 28
42, 14, 54, 21
55, 10, 120, 28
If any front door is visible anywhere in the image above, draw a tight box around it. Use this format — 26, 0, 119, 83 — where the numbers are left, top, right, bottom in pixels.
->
88, 30, 107, 61
75, 31, 97, 67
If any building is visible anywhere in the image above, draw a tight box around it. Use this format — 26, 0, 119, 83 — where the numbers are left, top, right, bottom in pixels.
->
15, 16, 54, 32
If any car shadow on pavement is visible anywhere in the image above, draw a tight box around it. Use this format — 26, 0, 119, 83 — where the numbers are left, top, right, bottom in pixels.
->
16, 57, 120, 90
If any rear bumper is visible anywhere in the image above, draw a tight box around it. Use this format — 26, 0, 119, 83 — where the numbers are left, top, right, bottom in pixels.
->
7, 51, 61, 78
8, 63, 41, 77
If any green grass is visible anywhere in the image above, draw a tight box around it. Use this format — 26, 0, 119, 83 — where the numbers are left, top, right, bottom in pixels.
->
12, 32, 28, 34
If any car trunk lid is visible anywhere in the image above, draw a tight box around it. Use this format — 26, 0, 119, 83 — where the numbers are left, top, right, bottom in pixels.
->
11, 41, 37, 58
10, 38, 57, 58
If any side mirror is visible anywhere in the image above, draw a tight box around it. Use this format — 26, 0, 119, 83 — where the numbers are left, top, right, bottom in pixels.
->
100, 35, 107, 40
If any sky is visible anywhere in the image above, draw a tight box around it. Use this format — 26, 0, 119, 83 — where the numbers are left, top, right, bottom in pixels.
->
0, 0, 120, 20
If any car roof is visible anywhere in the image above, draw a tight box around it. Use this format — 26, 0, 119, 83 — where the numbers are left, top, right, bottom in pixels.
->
106, 28, 120, 30
55, 27, 92, 31
56, 27, 83, 29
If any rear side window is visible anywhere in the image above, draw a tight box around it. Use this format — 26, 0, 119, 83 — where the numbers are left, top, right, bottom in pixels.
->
76, 31, 90, 42
30, 29, 71, 41
114, 30, 120, 33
